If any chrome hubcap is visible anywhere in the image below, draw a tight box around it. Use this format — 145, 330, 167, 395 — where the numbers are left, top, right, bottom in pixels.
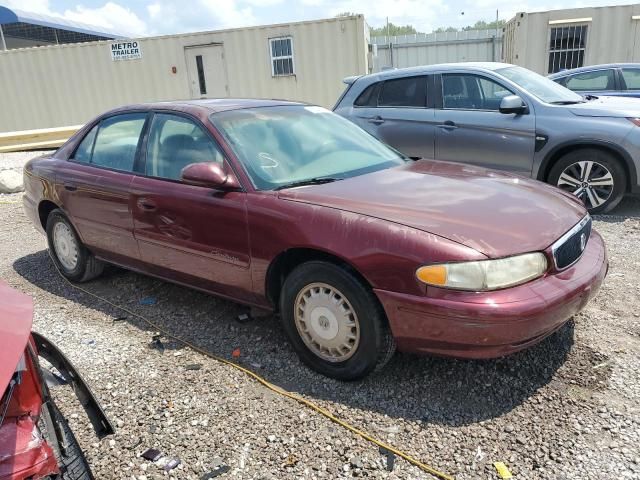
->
557, 161, 614, 209
294, 283, 360, 363
53, 222, 78, 271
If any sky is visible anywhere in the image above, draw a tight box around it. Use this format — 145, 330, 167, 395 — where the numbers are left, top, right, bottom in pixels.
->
3, 0, 636, 37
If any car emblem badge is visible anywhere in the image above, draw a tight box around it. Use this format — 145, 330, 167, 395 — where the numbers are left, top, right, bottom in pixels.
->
580, 233, 586, 252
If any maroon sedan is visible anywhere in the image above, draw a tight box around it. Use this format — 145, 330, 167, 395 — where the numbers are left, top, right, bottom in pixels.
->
23, 99, 608, 380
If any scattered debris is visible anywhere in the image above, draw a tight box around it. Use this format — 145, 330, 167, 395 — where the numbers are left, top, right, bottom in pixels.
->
379, 447, 395, 472
139, 297, 157, 306
236, 313, 252, 323
164, 457, 181, 471
201, 465, 230, 479
185, 363, 202, 371
283, 453, 298, 467
149, 334, 165, 354
593, 359, 614, 370
141, 448, 162, 462
474, 446, 485, 462
494, 461, 513, 479
81, 338, 96, 346
112, 315, 127, 322
232, 348, 241, 358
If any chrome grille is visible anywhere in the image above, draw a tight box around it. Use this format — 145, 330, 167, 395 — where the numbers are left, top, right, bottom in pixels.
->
552, 216, 592, 270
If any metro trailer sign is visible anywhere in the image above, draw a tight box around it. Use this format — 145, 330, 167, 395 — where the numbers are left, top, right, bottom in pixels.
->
110, 41, 142, 61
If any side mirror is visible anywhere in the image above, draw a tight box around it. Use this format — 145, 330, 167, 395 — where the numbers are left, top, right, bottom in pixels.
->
499, 95, 527, 114
180, 162, 240, 190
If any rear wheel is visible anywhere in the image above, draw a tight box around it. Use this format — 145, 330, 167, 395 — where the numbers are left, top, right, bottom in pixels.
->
46, 209, 104, 282
548, 149, 625, 214
40, 400, 94, 480
280, 261, 395, 380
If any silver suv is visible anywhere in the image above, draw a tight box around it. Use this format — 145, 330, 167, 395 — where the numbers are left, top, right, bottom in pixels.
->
334, 62, 640, 213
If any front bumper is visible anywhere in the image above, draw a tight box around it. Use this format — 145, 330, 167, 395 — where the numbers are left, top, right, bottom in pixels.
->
375, 230, 608, 358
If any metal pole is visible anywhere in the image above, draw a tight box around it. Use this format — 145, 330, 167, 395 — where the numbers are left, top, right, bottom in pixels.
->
495, 9, 499, 61
0, 24, 7, 51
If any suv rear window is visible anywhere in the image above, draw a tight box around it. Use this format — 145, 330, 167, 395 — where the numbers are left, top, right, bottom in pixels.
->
378, 76, 427, 107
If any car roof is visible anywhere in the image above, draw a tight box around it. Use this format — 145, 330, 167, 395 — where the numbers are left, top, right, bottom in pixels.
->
105, 98, 307, 116
548, 63, 640, 78
355, 62, 515, 82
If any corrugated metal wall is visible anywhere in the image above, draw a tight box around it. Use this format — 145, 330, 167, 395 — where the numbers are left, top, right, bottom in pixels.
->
503, 4, 640, 74
0, 16, 367, 132
370, 30, 503, 72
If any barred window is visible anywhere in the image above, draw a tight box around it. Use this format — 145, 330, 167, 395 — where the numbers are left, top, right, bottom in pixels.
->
548, 25, 588, 74
270, 37, 294, 76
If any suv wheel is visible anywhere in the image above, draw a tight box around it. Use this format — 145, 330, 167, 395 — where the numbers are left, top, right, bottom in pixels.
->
548, 149, 625, 214
279, 261, 395, 380
46, 209, 104, 282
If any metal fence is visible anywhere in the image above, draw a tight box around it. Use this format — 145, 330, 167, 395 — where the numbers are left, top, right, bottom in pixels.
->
370, 29, 503, 72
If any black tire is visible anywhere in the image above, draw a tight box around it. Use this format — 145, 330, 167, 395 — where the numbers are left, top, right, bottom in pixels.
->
46, 209, 104, 282
279, 261, 395, 381
40, 400, 94, 480
548, 148, 626, 214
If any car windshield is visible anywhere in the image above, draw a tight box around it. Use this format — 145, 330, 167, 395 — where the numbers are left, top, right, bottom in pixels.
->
496, 66, 585, 104
210, 105, 407, 190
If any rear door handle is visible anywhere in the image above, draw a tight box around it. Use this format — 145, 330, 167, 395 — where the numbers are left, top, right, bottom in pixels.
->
137, 198, 157, 211
63, 183, 77, 192
437, 120, 458, 130
368, 116, 385, 125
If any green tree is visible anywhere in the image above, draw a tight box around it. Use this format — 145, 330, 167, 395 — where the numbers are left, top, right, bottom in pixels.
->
370, 22, 418, 36
432, 18, 506, 33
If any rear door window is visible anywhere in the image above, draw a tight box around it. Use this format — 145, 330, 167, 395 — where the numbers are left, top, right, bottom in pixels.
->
378, 76, 427, 107
71, 125, 98, 164
564, 70, 615, 91
90, 113, 147, 171
145, 113, 224, 181
621, 68, 640, 90
354, 82, 381, 107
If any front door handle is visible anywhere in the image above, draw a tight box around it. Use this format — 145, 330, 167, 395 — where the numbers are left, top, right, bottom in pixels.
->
137, 198, 157, 211
63, 183, 77, 192
437, 120, 458, 130
368, 116, 385, 125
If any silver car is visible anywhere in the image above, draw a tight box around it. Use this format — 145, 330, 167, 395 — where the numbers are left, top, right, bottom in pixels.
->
334, 62, 640, 213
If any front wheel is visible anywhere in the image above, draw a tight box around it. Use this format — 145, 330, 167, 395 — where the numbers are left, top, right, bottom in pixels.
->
548, 149, 626, 214
279, 261, 395, 380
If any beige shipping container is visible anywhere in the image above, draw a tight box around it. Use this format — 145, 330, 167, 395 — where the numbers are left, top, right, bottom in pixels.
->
0, 15, 369, 132
503, 3, 640, 75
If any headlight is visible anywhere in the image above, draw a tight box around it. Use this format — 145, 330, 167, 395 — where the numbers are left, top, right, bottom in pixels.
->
416, 252, 548, 291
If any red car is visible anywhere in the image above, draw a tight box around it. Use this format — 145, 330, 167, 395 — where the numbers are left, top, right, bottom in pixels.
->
23, 100, 608, 380
0, 281, 113, 479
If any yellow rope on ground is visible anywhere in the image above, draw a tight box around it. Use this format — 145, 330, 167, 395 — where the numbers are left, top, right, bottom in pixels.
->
47, 249, 454, 480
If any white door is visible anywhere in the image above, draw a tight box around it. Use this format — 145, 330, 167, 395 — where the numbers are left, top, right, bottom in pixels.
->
184, 45, 229, 99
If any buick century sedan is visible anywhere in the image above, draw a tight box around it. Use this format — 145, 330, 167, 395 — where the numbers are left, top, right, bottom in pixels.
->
24, 99, 608, 380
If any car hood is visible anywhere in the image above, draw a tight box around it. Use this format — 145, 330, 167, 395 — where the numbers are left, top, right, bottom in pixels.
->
278, 160, 586, 258
569, 95, 640, 117
0, 281, 33, 390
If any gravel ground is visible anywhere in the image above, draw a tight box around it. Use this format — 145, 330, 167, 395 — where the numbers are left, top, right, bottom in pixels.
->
1, 152, 639, 480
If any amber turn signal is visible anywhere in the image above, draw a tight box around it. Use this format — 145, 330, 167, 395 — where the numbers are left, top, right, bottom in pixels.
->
416, 265, 447, 286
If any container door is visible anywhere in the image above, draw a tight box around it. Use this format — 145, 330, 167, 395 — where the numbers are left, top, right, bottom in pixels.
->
184, 45, 229, 99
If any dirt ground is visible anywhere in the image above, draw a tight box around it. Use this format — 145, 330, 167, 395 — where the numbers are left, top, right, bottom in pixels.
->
0, 186, 639, 479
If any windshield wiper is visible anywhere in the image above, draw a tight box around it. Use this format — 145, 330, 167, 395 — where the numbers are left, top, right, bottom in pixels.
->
583, 94, 599, 101
274, 177, 342, 191
550, 100, 585, 105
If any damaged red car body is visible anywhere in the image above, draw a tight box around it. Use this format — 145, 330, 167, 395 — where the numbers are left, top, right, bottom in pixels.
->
0, 281, 113, 479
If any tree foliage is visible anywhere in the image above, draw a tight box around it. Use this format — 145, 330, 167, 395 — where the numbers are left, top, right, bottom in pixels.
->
434, 19, 506, 33
370, 22, 418, 36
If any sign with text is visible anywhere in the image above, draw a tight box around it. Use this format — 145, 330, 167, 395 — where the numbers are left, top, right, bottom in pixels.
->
110, 41, 142, 61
